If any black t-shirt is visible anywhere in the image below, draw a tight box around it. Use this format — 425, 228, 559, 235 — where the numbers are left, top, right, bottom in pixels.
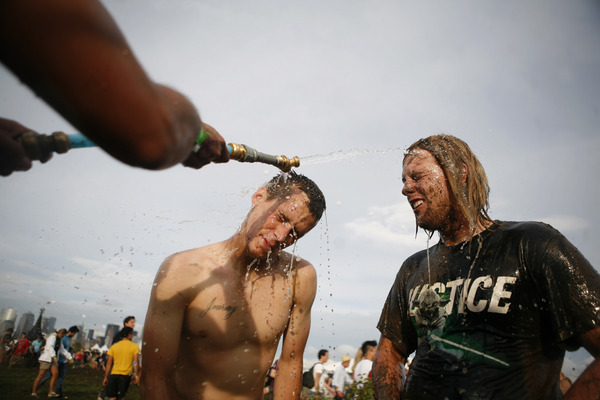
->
377, 221, 600, 400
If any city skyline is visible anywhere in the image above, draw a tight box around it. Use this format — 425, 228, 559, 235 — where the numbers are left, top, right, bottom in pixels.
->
0, 306, 130, 341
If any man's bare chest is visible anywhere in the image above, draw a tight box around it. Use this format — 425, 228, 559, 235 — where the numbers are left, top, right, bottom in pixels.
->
182, 274, 295, 346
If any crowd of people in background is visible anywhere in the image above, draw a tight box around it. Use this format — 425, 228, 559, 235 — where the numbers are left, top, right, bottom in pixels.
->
0, 315, 140, 399
292, 340, 379, 400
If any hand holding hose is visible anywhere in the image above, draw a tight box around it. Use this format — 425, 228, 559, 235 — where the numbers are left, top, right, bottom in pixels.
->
182, 123, 230, 169
0, 118, 49, 176
3, 120, 299, 174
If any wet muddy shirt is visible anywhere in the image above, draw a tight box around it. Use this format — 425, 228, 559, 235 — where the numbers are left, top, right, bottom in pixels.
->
377, 221, 600, 400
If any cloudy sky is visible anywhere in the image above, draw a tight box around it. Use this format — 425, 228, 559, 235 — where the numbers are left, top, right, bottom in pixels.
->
1, 0, 599, 380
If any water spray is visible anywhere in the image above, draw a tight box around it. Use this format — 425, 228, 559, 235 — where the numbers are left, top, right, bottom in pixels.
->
16, 131, 300, 172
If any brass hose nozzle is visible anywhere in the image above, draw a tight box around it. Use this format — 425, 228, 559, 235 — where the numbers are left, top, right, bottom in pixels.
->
227, 143, 300, 172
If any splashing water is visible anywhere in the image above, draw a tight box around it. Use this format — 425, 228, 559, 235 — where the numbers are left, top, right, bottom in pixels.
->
244, 259, 258, 285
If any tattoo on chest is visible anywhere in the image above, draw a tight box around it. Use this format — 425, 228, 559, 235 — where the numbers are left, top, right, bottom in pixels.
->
199, 297, 238, 320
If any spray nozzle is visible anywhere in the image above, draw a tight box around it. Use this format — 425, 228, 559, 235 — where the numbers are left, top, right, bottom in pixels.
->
227, 143, 300, 172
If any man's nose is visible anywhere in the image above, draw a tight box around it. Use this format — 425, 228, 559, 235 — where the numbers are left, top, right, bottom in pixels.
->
275, 225, 293, 245
401, 181, 413, 196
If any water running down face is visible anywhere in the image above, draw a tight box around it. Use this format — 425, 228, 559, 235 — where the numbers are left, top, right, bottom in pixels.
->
245, 187, 317, 260
402, 149, 456, 234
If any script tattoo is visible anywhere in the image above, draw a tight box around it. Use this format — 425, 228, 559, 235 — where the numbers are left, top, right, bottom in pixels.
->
199, 297, 237, 320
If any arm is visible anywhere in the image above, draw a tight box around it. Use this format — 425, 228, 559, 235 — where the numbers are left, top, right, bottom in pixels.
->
323, 377, 336, 397
372, 335, 406, 400
140, 257, 188, 400
331, 369, 345, 397
314, 369, 323, 392
273, 262, 317, 400
46, 336, 57, 360
563, 327, 600, 399
103, 354, 113, 386
58, 338, 73, 361
0, 0, 228, 171
132, 352, 141, 385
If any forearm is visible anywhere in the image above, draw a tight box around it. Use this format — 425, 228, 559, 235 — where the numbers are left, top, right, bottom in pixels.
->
104, 358, 113, 380
273, 358, 303, 400
563, 358, 600, 399
0, 0, 202, 170
372, 338, 405, 400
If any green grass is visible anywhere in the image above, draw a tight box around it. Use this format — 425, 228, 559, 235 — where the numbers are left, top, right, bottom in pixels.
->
0, 362, 140, 400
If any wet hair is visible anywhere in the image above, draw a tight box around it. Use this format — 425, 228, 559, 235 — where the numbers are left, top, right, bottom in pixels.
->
68, 325, 79, 334
123, 316, 135, 325
361, 340, 377, 355
265, 171, 326, 222
405, 135, 492, 234
57, 328, 67, 335
318, 349, 329, 359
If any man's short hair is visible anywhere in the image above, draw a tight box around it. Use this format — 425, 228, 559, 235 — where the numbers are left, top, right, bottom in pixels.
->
318, 349, 329, 359
361, 340, 377, 355
68, 326, 79, 334
405, 135, 491, 234
123, 316, 135, 325
265, 171, 326, 222
121, 327, 134, 337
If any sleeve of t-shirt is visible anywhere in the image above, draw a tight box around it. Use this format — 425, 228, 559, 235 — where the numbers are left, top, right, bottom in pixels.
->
376, 263, 418, 358
314, 363, 324, 376
526, 222, 600, 347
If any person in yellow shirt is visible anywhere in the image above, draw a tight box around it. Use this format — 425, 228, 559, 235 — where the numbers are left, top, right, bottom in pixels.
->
103, 327, 140, 400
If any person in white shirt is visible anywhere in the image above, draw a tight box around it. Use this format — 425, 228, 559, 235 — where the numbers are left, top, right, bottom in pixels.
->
31, 329, 73, 397
312, 349, 329, 395
354, 340, 377, 388
332, 355, 353, 399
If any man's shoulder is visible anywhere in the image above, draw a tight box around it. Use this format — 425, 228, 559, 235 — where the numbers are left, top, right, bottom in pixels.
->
291, 254, 316, 276
125, 340, 140, 353
111, 339, 139, 350
155, 243, 225, 285
402, 248, 429, 269
165, 242, 230, 270
491, 220, 561, 241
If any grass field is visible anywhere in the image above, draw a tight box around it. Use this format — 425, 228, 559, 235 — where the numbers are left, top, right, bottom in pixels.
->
0, 362, 140, 400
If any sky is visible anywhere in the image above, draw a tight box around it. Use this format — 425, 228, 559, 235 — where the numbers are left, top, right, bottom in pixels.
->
1, 0, 599, 380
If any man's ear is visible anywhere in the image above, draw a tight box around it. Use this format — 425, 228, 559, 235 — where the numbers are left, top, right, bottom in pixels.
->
461, 163, 468, 184
251, 187, 268, 206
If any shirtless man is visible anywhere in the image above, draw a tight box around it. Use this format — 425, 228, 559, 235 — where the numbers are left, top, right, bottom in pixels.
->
141, 172, 326, 400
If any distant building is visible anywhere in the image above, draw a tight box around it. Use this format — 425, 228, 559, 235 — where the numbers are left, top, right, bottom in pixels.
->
75, 325, 85, 344
15, 311, 34, 335
105, 324, 120, 347
46, 317, 56, 333
87, 329, 95, 341
0, 308, 17, 334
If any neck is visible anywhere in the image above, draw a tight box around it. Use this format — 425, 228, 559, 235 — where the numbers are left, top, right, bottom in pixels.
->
439, 218, 492, 247
224, 231, 280, 276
